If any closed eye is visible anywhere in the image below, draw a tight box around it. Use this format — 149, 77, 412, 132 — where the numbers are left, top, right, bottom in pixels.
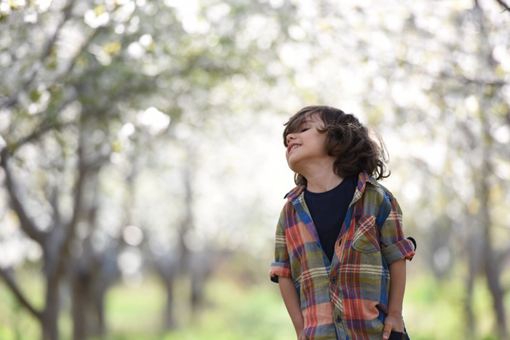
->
300, 127, 310, 132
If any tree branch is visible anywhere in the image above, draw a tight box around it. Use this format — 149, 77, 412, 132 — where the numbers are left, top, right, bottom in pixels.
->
39, 0, 77, 64
4, 119, 75, 156
0, 150, 47, 245
397, 58, 507, 88
49, 186, 63, 232
0, 0, 77, 110
0, 88, 78, 157
53, 25, 105, 86
495, 0, 510, 12
51, 119, 89, 280
0, 267, 43, 320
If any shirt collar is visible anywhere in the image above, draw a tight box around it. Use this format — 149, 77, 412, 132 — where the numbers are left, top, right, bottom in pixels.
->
350, 171, 376, 206
283, 185, 305, 201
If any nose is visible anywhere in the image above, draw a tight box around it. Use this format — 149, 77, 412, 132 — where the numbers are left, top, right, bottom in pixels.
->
285, 133, 295, 146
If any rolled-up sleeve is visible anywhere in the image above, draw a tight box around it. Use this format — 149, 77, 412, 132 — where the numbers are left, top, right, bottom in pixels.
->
380, 196, 415, 265
269, 208, 291, 283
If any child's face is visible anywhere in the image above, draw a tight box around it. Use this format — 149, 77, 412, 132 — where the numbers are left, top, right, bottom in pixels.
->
285, 114, 328, 173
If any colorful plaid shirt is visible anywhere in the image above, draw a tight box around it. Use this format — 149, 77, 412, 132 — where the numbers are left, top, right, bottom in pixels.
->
270, 172, 415, 340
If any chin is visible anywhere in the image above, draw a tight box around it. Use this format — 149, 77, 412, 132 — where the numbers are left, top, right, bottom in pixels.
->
286, 158, 300, 173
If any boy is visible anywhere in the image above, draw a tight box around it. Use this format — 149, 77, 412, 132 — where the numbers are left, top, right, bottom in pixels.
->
270, 106, 416, 340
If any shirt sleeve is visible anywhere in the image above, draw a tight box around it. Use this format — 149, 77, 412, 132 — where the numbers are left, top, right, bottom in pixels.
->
269, 206, 292, 283
380, 195, 416, 265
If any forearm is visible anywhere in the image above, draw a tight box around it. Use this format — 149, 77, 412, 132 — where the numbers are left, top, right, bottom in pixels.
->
278, 277, 304, 335
387, 259, 406, 316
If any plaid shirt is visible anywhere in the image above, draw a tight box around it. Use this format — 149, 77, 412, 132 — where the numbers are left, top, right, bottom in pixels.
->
270, 172, 415, 340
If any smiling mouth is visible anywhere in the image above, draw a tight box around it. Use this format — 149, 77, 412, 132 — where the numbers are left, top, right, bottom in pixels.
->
287, 144, 301, 153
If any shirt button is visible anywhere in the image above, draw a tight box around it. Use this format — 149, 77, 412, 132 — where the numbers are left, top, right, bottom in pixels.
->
335, 315, 342, 323
331, 276, 337, 284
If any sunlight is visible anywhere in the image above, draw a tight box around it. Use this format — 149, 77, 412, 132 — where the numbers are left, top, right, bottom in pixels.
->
123, 225, 144, 247
35, 0, 51, 12
84, 6, 110, 28
137, 107, 171, 135
164, 0, 210, 34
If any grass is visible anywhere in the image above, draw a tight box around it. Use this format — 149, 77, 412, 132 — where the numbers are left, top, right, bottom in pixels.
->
403, 272, 505, 340
102, 275, 294, 340
0, 269, 508, 340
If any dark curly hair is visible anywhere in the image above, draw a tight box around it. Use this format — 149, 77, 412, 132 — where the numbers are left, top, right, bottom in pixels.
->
283, 105, 390, 185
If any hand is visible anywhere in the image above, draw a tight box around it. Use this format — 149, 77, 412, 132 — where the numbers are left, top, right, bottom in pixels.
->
297, 329, 307, 340
382, 313, 404, 339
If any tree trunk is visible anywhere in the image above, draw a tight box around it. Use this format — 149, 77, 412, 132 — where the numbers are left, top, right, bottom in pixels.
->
93, 289, 107, 337
190, 274, 204, 313
163, 277, 176, 330
463, 231, 481, 340
189, 251, 213, 315
153, 254, 178, 331
41, 278, 60, 340
69, 167, 112, 340
71, 273, 89, 340
473, 2, 509, 337
479, 157, 508, 339
71, 273, 107, 340
478, 96, 508, 339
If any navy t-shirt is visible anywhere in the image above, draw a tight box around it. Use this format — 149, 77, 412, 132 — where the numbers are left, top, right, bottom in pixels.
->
304, 176, 357, 262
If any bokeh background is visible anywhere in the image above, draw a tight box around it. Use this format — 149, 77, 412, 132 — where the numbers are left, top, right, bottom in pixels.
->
0, 0, 509, 339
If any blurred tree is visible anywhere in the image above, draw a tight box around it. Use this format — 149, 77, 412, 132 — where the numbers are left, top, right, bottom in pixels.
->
384, 1, 510, 337
0, 1, 160, 339
494, 0, 510, 12
471, 2, 509, 338
127, 0, 301, 330
1, 0, 301, 338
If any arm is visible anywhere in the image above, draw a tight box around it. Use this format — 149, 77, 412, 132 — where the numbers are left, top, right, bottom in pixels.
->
379, 195, 415, 339
270, 206, 303, 338
279, 277, 305, 338
382, 259, 406, 339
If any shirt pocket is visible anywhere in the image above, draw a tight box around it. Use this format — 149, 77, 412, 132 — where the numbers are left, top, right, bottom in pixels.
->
352, 215, 380, 254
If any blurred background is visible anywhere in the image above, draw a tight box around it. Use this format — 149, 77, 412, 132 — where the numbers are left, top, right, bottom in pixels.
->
0, 0, 509, 339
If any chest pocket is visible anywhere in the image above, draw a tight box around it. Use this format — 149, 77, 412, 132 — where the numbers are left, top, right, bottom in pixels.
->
352, 215, 380, 253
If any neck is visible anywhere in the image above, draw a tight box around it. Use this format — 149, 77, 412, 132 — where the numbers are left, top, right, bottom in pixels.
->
300, 159, 343, 193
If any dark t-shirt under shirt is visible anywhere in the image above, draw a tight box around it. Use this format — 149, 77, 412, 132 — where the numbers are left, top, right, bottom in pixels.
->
304, 176, 357, 262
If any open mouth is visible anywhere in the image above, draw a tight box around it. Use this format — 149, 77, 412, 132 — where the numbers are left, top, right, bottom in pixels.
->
287, 144, 301, 153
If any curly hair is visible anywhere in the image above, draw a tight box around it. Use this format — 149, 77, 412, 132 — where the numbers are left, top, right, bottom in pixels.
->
283, 105, 390, 185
